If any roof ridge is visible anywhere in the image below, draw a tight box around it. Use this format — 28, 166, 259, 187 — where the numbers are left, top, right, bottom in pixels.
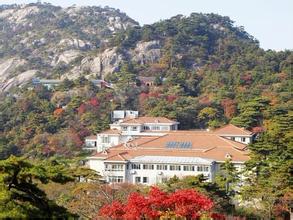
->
106, 152, 127, 161
230, 124, 252, 135
202, 146, 217, 153
214, 124, 252, 135
133, 133, 169, 147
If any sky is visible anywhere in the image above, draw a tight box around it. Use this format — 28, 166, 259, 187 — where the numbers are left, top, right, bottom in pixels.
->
1, 0, 292, 51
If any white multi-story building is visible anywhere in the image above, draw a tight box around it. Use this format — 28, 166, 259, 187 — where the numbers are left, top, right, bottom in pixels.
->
85, 113, 179, 152
87, 125, 253, 185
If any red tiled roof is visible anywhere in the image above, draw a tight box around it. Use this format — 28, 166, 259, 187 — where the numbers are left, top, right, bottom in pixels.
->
92, 132, 249, 163
85, 135, 96, 140
213, 124, 253, 136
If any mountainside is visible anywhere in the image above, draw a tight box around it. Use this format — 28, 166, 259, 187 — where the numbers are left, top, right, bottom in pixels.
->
0, 3, 138, 91
0, 4, 292, 219
0, 3, 292, 159
1, 3, 291, 93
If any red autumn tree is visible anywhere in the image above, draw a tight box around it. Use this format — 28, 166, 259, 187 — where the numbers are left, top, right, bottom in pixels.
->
89, 97, 99, 107
77, 103, 87, 115
221, 98, 237, 119
98, 187, 222, 219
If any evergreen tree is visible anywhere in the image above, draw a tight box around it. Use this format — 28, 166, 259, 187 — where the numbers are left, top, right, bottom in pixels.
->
0, 156, 76, 218
241, 113, 293, 219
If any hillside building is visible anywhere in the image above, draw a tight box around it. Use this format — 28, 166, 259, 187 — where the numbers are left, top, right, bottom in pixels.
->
85, 112, 254, 185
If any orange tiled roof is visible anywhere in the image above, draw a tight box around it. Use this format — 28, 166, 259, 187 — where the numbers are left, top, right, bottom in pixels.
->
85, 135, 97, 140
213, 124, 253, 136
92, 132, 249, 163
120, 116, 178, 124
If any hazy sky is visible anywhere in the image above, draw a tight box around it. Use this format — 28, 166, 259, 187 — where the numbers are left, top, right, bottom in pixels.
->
1, 0, 292, 51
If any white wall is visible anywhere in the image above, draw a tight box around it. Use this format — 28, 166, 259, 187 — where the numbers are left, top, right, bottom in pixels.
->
224, 136, 252, 144
87, 158, 247, 186
125, 163, 213, 185
97, 135, 121, 152
87, 159, 105, 175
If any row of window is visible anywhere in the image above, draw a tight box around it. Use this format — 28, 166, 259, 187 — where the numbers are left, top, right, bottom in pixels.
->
121, 125, 171, 131
105, 163, 210, 172
108, 176, 124, 183
131, 164, 210, 172
135, 176, 149, 183
231, 137, 246, 142
105, 164, 124, 171
101, 136, 110, 143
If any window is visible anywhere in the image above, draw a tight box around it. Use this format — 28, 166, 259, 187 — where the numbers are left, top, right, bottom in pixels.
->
197, 166, 203, 172
197, 166, 209, 172
171, 125, 177, 130
101, 136, 109, 143
183, 165, 195, 171
231, 137, 235, 141
160, 126, 169, 131
143, 126, 150, 130
105, 164, 124, 171
151, 126, 160, 130
135, 176, 141, 183
143, 177, 148, 183
241, 137, 246, 142
170, 165, 181, 171
131, 164, 141, 169
108, 176, 123, 183
157, 164, 168, 170
131, 126, 138, 131
143, 164, 154, 170
122, 126, 128, 131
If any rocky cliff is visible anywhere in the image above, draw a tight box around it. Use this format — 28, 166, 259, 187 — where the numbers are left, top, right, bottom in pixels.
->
0, 3, 143, 91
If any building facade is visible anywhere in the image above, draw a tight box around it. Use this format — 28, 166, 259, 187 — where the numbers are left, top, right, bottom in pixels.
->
87, 123, 253, 185
85, 114, 179, 152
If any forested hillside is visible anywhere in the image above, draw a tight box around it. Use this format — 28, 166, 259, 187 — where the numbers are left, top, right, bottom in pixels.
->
0, 3, 292, 158
0, 3, 292, 219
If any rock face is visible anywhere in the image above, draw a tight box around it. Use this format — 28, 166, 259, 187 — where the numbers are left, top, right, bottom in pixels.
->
131, 40, 161, 65
52, 50, 81, 66
0, 58, 29, 92
58, 38, 92, 50
63, 47, 123, 80
0, 5, 40, 25
0, 58, 38, 92
1, 70, 38, 91
62, 41, 163, 80
0, 3, 139, 92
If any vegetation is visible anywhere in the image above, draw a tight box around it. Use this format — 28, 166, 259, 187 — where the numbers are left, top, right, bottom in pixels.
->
0, 156, 75, 218
0, 3, 292, 218
98, 186, 224, 219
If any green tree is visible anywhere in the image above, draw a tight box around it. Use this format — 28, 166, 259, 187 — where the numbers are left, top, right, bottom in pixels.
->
241, 113, 293, 219
0, 156, 76, 218
163, 175, 233, 213
215, 159, 240, 197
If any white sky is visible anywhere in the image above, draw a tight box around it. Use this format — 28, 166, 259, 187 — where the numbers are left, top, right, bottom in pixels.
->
1, 0, 292, 51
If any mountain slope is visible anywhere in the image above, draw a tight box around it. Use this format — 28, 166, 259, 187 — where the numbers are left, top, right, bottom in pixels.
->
0, 3, 292, 159
0, 3, 138, 91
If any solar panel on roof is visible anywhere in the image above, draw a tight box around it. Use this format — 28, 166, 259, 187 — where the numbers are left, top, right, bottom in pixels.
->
165, 141, 192, 149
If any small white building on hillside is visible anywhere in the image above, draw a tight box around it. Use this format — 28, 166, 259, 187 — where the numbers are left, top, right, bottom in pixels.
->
213, 124, 255, 144
85, 113, 179, 152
